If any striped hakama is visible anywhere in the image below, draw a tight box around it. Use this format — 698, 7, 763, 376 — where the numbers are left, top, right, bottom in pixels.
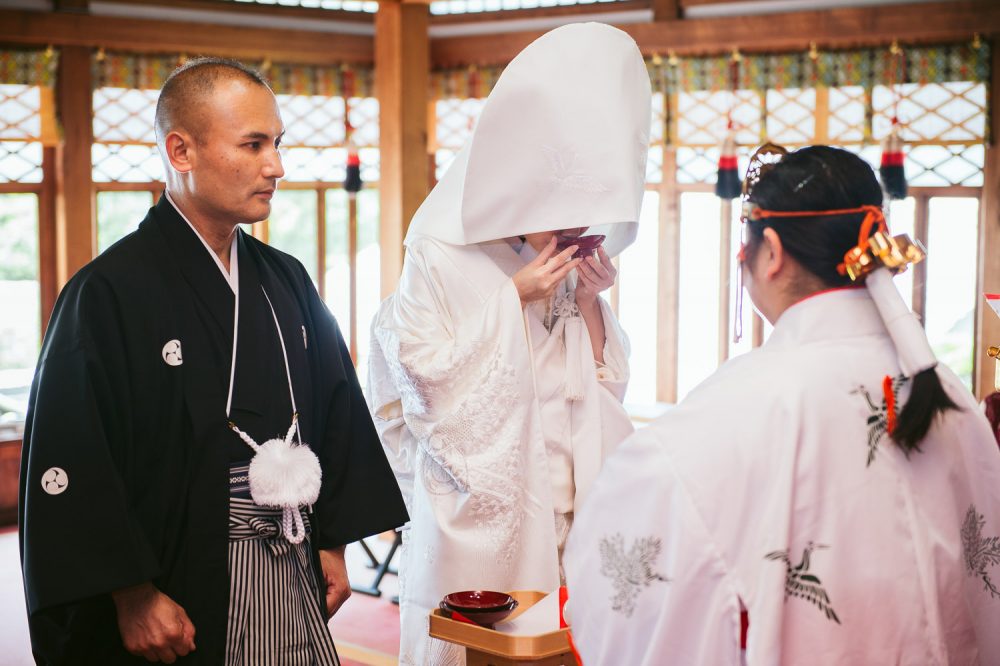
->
225, 470, 340, 666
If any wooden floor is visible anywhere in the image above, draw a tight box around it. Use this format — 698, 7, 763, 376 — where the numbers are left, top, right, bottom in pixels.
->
0, 525, 401, 666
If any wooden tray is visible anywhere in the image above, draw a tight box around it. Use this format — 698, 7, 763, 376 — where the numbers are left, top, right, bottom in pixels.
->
429, 590, 573, 664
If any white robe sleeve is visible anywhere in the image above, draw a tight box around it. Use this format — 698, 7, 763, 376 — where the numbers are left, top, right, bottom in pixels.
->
366, 327, 416, 509
371, 240, 525, 495
563, 432, 742, 665
594, 296, 630, 402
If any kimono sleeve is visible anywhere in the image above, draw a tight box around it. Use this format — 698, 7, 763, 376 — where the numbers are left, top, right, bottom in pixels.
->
307, 284, 409, 549
563, 431, 742, 665
19, 271, 161, 616
370, 239, 525, 494
594, 296, 630, 401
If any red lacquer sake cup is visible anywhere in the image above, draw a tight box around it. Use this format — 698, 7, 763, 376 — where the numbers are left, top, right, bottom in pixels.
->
555, 234, 605, 259
440, 591, 519, 627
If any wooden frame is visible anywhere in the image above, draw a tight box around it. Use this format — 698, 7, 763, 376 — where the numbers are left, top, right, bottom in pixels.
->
431, 1, 1000, 67
0, 9, 373, 65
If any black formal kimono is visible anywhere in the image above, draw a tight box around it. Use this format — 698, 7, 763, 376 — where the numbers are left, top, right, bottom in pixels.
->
19, 195, 408, 665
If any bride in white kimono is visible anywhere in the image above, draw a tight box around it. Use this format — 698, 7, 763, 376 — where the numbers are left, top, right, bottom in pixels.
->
564, 146, 1000, 664
366, 23, 651, 665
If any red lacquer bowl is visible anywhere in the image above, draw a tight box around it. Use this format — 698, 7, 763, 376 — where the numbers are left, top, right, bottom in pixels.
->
556, 234, 605, 259
440, 591, 519, 627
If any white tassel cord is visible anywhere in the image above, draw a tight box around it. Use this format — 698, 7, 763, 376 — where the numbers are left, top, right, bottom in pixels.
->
865, 268, 937, 377
228, 415, 323, 544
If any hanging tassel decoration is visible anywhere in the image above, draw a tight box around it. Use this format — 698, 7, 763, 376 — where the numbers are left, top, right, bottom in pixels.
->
716, 121, 741, 199
880, 41, 907, 200
716, 51, 742, 200
880, 118, 907, 200
344, 142, 362, 197
343, 68, 362, 198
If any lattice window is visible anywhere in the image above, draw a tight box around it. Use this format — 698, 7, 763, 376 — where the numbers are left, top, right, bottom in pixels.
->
0, 84, 43, 183
676, 146, 718, 185
871, 81, 986, 186
676, 90, 762, 148
434, 97, 485, 179
872, 82, 986, 143
828, 85, 868, 144
766, 87, 815, 144
92, 87, 162, 182
906, 143, 984, 187
429, 0, 628, 14
91, 85, 380, 183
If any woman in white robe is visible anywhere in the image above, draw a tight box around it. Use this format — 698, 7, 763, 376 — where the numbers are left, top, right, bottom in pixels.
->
366, 23, 651, 665
564, 146, 1000, 665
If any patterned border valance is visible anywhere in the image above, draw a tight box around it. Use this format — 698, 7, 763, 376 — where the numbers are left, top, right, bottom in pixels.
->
0, 47, 59, 87
650, 41, 990, 94
91, 51, 375, 98
431, 40, 991, 100
431, 65, 504, 101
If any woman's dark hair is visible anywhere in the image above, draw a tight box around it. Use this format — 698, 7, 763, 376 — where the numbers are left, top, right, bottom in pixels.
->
747, 145, 957, 453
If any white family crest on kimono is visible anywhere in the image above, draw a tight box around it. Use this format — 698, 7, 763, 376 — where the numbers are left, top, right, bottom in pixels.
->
367, 22, 651, 666
565, 289, 1000, 665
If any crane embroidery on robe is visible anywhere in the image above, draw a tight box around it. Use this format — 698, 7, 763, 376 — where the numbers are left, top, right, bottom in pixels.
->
852, 374, 907, 467
765, 541, 841, 624
599, 533, 669, 617
961, 504, 1000, 599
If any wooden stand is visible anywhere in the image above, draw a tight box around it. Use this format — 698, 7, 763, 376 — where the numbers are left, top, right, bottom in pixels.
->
429, 590, 574, 666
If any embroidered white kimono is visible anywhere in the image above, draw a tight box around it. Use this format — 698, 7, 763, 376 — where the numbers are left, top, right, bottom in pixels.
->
564, 289, 1000, 665
369, 237, 633, 664
365, 22, 651, 666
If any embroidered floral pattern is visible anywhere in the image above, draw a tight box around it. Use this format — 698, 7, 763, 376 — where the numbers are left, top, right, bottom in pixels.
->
961, 504, 1000, 599
541, 145, 610, 194
383, 323, 527, 571
552, 292, 580, 319
766, 541, 841, 624
852, 374, 907, 467
599, 533, 669, 617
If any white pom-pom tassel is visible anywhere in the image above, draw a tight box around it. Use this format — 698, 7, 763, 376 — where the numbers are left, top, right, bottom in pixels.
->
232, 417, 323, 543
248, 437, 323, 510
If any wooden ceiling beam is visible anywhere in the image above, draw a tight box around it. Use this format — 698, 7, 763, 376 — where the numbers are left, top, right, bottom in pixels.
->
429, 0, 650, 25
431, 0, 1000, 67
93, 0, 375, 23
0, 8, 374, 65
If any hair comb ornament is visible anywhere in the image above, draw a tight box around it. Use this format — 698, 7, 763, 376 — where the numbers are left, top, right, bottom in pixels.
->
740, 142, 788, 221
733, 143, 788, 342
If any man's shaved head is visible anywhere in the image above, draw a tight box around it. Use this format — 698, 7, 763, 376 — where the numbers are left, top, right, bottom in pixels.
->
154, 57, 271, 145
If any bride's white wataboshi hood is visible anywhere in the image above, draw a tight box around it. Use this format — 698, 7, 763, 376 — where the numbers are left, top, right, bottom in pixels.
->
404, 22, 652, 258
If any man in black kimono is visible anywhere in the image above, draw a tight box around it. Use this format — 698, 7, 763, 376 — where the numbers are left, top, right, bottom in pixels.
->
19, 58, 408, 664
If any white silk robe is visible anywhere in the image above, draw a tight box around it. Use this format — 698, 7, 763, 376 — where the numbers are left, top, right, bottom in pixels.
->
368, 236, 634, 665
564, 289, 1000, 665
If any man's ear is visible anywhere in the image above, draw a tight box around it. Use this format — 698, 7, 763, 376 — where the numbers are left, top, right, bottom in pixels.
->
761, 226, 785, 280
163, 130, 195, 174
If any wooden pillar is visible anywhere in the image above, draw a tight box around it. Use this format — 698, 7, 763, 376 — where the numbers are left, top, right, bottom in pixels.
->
54, 45, 94, 289
652, 0, 681, 21
658, 149, 680, 404
376, 0, 429, 298
974, 43, 1000, 400
39, 147, 58, 336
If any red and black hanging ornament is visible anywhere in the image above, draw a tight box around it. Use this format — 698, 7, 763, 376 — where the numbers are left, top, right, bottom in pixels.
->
716, 50, 742, 200
880, 41, 907, 200
716, 120, 741, 199
342, 67, 362, 197
344, 136, 362, 196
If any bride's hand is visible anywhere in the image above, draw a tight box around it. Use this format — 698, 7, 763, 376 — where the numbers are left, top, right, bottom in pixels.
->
512, 237, 581, 307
